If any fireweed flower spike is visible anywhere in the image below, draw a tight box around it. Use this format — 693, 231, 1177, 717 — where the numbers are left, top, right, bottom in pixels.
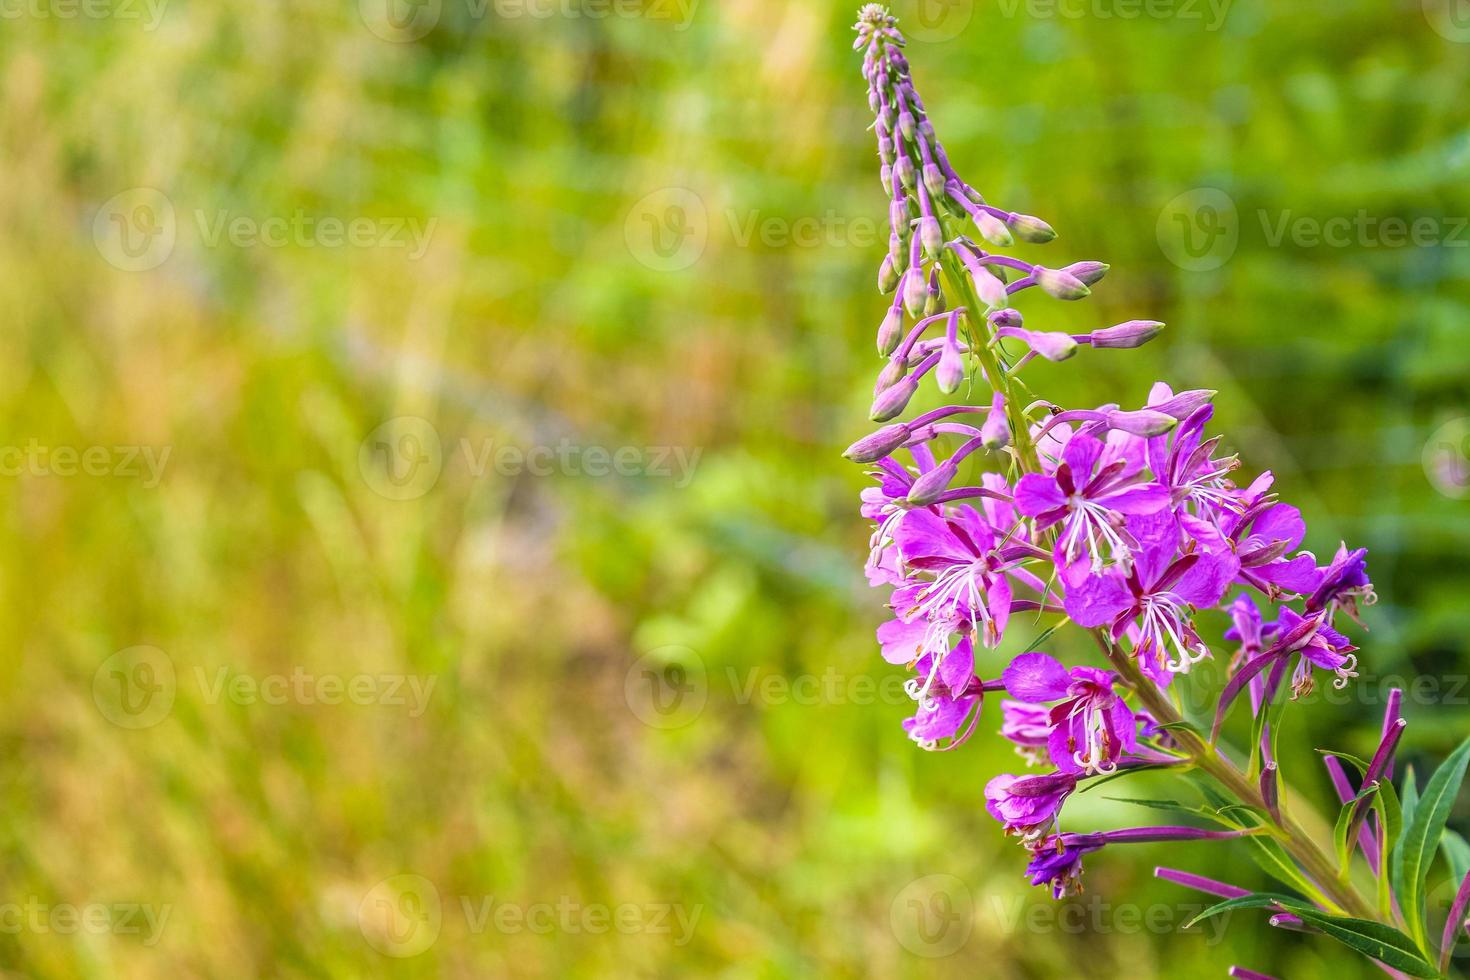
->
843, 9, 1470, 977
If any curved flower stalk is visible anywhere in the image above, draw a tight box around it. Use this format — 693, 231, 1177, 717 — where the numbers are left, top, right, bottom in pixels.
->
845, 7, 1470, 977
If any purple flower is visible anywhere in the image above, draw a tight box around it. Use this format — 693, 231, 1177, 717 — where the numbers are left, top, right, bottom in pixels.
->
1276, 607, 1359, 699
1024, 839, 1098, 899
1014, 432, 1170, 585
1064, 513, 1238, 683
1002, 652, 1136, 774
893, 505, 1035, 648
1305, 544, 1375, 625
1000, 699, 1052, 763
1225, 482, 1322, 597
985, 771, 1078, 840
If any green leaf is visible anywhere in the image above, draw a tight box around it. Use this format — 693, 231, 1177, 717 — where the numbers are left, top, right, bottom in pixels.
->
1077, 763, 1174, 793
1184, 892, 1304, 928
1376, 780, 1403, 919
1336, 783, 1379, 875
1103, 796, 1246, 828
1241, 834, 1338, 911
1289, 909, 1440, 978
1394, 736, 1470, 955
1318, 748, 1372, 776
1442, 829, 1470, 885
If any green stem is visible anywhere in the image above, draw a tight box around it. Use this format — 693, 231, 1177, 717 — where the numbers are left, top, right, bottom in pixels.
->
1094, 631, 1376, 920
926, 165, 1376, 923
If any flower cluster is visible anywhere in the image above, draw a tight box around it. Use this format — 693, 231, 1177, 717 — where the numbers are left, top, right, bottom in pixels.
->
839, 15, 1462, 978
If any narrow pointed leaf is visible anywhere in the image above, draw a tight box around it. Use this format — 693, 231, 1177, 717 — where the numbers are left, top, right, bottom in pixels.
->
1396, 736, 1470, 955
1288, 909, 1439, 978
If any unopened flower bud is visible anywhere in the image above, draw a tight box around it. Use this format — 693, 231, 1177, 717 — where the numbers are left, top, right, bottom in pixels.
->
898, 110, 916, 142
889, 200, 908, 237
879, 255, 901, 294
906, 458, 958, 505
844, 423, 911, 463
936, 339, 965, 393
895, 155, 916, 190
1150, 388, 1216, 420
982, 392, 1011, 449
989, 308, 1023, 329
1007, 213, 1057, 243
1062, 261, 1109, 286
1089, 320, 1164, 349
868, 89, 881, 115
877, 306, 904, 356
871, 376, 920, 422
923, 163, 945, 200
1035, 266, 1091, 301
874, 356, 907, 392
879, 164, 893, 196
974, 210, 1014, 247
922, 274, 946, 317
1001, 327, 1077, 362
903, 268, 928, 317
972, 267, 1008, 308
918, 117, 935, 143
919, 216, 943, 259
1105, 408, 1178, 437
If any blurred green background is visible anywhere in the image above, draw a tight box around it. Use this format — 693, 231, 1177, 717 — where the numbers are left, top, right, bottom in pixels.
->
1, 0, 1468, 976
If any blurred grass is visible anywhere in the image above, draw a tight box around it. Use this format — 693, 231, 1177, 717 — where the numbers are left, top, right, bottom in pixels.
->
0, 0, 1467, 976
